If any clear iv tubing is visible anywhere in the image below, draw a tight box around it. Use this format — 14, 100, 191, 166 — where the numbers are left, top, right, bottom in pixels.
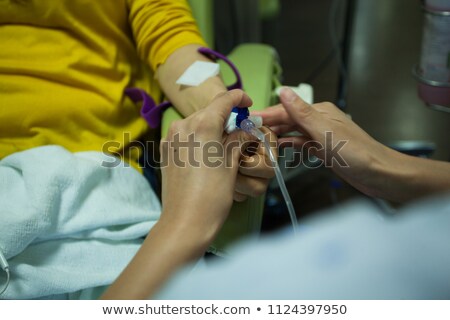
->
240, 119, 299, 233
0, 268, 10, 296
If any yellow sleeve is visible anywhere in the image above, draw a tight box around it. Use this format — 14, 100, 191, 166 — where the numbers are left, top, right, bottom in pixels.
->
127, 0, 207, 72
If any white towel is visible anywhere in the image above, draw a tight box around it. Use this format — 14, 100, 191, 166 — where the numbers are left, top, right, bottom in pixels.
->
0, 146, 161, 299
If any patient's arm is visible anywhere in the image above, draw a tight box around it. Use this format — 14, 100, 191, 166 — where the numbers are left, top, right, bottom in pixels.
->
157, 44, 276, 202
156, 44, 227, 117
128, 0, 227, 116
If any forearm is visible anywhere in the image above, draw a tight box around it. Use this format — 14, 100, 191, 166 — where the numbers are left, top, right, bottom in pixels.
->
156, 44, 227, 117
100, 215, 211, 300
366, 146, 450, 203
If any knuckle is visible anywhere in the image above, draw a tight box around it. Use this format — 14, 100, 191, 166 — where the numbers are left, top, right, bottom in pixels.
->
253, 181, 268, 197
212, 90, 228, 101
320, 101, 336, 110
248, 179, 268, 197
296, 102, 314, 118
233, 191, 247, 202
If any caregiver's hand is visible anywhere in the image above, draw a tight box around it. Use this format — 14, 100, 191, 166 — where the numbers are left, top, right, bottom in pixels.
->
160, 89, 257, 234
101, 90, 271, 300
255, 87, 450, 203
255, 88, 395, 199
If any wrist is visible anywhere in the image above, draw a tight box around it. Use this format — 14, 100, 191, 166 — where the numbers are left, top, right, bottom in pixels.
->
366, 144, 415, 202
157, 207, 223, 251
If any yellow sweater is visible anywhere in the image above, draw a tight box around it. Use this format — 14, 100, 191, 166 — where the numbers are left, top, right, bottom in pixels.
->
0, 0, 205, 165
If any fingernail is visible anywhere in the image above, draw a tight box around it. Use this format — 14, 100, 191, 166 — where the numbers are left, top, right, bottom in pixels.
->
281, 87, 298, 103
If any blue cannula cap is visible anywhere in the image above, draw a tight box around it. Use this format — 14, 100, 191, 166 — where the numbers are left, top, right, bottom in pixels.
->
232, 107, 250, 128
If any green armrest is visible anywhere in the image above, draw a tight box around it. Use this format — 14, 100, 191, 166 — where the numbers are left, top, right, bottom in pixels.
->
161, 43, 280, 255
